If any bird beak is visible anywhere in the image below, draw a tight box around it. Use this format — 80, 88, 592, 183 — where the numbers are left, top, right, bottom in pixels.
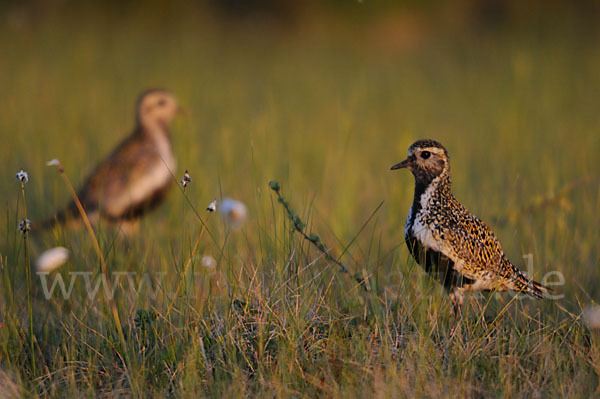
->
390, 158, 412, 170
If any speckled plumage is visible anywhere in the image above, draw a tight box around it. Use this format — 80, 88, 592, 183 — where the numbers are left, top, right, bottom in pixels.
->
392, 139, 549, 314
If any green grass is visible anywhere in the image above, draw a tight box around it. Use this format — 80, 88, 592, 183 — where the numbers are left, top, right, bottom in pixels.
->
1, 4, 599, 398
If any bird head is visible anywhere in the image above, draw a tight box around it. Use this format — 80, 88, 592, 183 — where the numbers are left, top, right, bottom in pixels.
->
136, 89, 181, 130
391, 139, 450, 184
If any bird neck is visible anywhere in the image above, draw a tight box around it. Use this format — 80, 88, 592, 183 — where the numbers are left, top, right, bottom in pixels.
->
138, 120, 170, 142
410, 171, 452, 216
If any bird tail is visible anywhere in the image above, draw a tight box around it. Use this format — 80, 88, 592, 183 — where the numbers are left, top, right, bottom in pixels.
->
33, 203, 81, 232
506, 260, 552, 299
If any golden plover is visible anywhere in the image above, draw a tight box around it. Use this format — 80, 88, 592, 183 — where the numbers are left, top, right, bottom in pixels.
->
391, 139, 549, 315
45, 89, 180, 232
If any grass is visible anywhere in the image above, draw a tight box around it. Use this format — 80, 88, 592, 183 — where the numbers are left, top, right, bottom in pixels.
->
1, 4, 599, 398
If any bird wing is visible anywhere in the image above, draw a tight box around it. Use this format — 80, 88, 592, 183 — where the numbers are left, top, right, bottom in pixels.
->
77, 133, 173, 219
420, 200, 508, 285
428, 202, 548, 296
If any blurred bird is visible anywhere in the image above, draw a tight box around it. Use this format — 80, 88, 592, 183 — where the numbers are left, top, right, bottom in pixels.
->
43, 89, 181, 233
391, 139, 550, 315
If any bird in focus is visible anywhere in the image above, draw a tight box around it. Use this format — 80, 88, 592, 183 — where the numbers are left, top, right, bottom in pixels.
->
391, 139, 550, 315
44, 89, 181, 233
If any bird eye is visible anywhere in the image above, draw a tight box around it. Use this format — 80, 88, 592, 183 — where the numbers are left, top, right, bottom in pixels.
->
421, 151, 431, 159
157, 99, 167, 107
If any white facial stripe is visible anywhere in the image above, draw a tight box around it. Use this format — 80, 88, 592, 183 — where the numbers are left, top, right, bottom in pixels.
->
421, 147, 445, 155
408, 146, 445, 156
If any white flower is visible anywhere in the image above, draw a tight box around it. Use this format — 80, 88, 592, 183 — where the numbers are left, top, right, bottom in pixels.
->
584, 306, 600, 330
36, 247, 69, 273
18, 219, 31, 233
180, 170, 192, 188
16, 170, 28, 184
219, 198, 248, 229
200, 255, 217, 270
206, 199, 217, 212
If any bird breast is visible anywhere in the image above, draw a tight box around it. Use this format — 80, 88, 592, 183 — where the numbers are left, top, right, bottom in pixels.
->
103, 133, 176, 217
153, 132, 176, 173
406, 176, 449, 259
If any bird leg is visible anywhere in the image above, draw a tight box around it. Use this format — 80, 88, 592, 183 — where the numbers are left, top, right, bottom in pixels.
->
449, 289, 464, 338
117, 219, 140, 237
472, 295, 488, 327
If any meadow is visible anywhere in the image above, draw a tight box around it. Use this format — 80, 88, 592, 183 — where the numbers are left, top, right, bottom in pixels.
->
1, 3, 599, 398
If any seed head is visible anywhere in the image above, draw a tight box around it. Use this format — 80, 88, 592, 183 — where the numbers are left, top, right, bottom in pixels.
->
47, 158, 64, 172
201, 255, 217, 270
219, 198, 248, 229
584, 306, 600, 331
269, 180, 280, 192
36, 247, 69, 273
18, 218, 31, 233
180, 170, 192, 189
16, 170, 28, 184
206, 199, 217, 212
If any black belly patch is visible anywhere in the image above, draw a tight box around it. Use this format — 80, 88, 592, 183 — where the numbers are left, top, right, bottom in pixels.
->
405, 233, 475, 291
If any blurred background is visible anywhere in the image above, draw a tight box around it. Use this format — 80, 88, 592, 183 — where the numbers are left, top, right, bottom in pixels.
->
1, 0, 599, 298
1, 2, 600, 395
